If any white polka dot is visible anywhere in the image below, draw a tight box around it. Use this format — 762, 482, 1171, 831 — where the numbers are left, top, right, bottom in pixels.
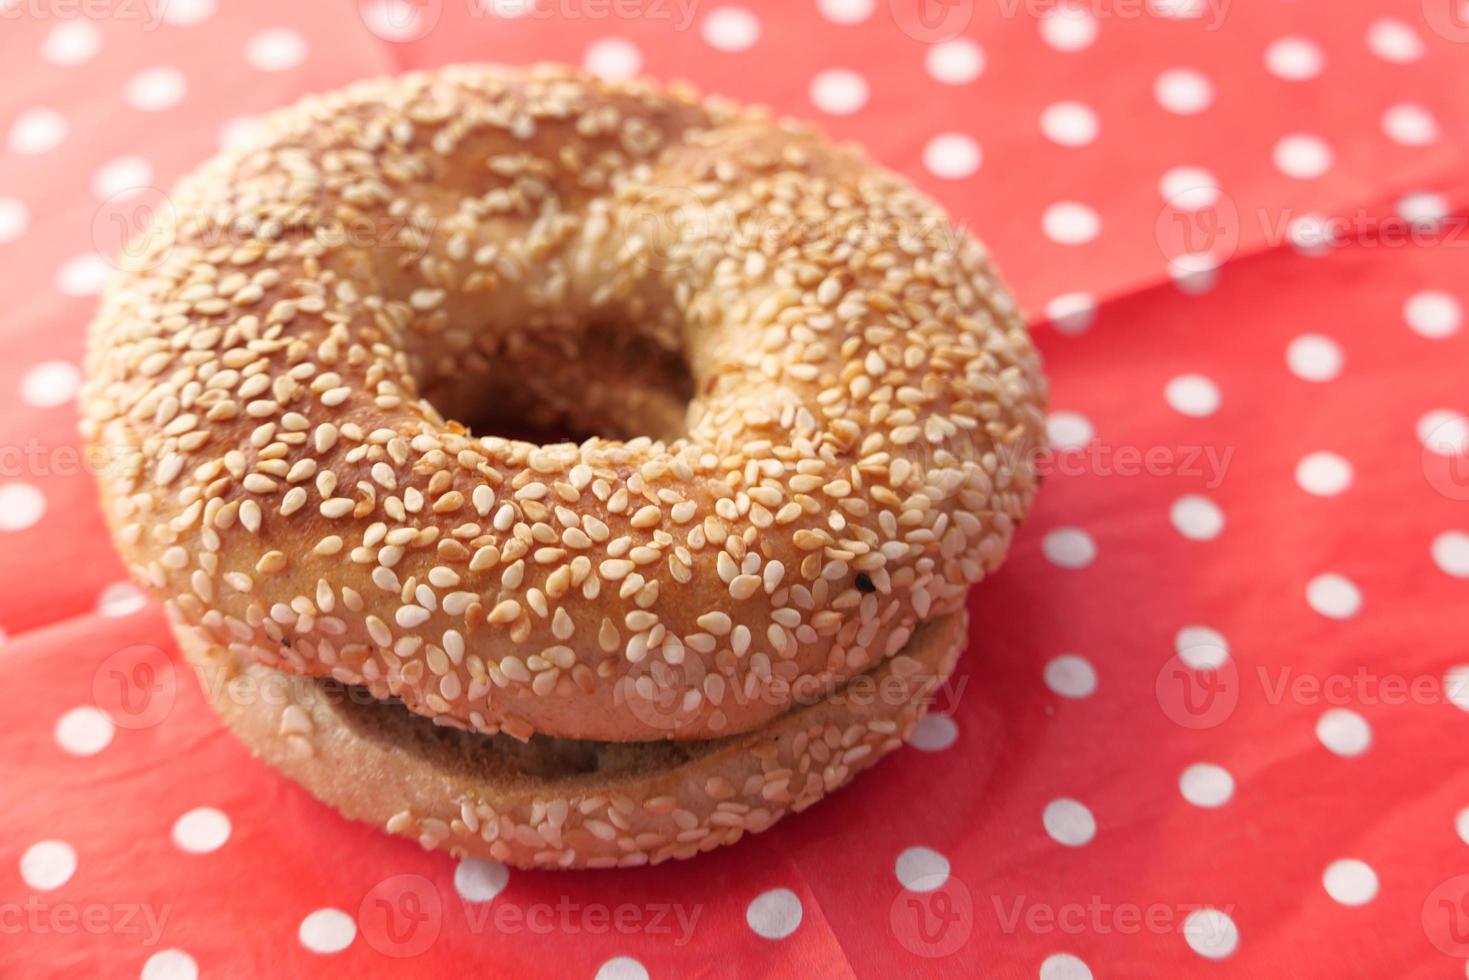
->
817, 0, 873, 24
1433, 532, 1469, 578
125, 68, 188, 113
1404, 290, 1461, 339
1316, 708, 1372, 757
923, 133, 981, 180
1042, 202, 1100, 245
1170, 496, 1224, 541
299, 908, 356, 954
1286, 334, 1343, 382
8, 108, 68, 155
1046, 411, 1093, 451
160, 0, 216, 25
909, 713, 958, 751
1419, 410, 1469, 456
1265, 36, 1323, 80
1149, 0, 1206, 17
56, 254, 112, 296
1367, 18, 1425, 63
19, 361, 80, 408
1182, 907, 1238, 960
1044, 655, 1097, 699
453, 857, 509, 902
1045, 293, 1096, 335
1164, 374, 1220, 417
746, 888, 802, 939
809, 69, 868, 115
1323, 859, 1378, 906
55, 707, 114, 756
140, 949, 198, 980
0, 197, 27, 244
1295, 452, 1352, 496
1456, 807, 1469, 845
1307, 574, 1361, 620
482, 0, 534, 15
926, 38, 984, 85
20, 840, 76, 891
1179, 763, 1234, 807
594, 957, 649, 980
702, 6, 760, 51
1398, 191, 1450, 228
0, 483, 46, 531
1043, 798, 1096, 847
1039, 953, 1094, 980
99, 582, 148, 617
1040, 102, 1098, 147
92, 156, 154, 201
1383, 102, 1440, 146
1176, 625, 1229, 669
895, 846, 950, 890
172, 807, 231, 854
246, 29, 308, 72
583, 38, 642, 81
41, 20, 101, 66
1042, 527, 1096, 569
1287, 213, 1337, 256
1040, 5, 1098, 52
1159, 166, 1218, 209
218, 116, 264, 153
1273, 134, 1333, 179
1154, 68, 1213, 114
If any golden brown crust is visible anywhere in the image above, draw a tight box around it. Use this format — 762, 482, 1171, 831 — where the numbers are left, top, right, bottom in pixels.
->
84, 64, 1045, 743
180, 612, 965, 869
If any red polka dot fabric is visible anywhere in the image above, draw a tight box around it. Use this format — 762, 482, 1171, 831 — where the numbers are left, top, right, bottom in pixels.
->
3, 2, 1469, 977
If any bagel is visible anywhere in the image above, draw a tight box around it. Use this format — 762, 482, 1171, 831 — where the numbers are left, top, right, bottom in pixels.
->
83, 64, 1046, 866
180, 611, 964, 868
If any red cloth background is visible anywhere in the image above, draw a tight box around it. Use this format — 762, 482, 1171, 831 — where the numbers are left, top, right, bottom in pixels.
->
3, 1, 1469, 977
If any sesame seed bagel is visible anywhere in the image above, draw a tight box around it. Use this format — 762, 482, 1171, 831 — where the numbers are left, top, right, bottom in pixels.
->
83, 64, 1045, 744
180, 612, 964, 869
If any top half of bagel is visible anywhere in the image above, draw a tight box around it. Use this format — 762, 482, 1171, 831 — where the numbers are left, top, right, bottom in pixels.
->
83, 63, 1046, 744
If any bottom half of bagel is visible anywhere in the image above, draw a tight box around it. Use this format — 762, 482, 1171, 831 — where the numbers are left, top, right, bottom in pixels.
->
178, 612, 965, 870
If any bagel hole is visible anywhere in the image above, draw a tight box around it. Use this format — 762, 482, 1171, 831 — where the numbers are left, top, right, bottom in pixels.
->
417, 325, 695, 445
